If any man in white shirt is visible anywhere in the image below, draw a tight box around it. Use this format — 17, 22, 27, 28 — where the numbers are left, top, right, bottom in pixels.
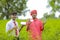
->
6, 12, 19, 40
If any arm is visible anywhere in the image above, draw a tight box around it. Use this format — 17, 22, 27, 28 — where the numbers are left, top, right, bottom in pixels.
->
6, 23, 17, 34
26, 19, 31, 31
19, 25, 25, 32
40, 20, 44, 31
7, 28, 14, 34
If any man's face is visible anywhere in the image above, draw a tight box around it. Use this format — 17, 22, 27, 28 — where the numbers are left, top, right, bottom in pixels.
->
31, 14, 37, 19
10, 14, 17, 20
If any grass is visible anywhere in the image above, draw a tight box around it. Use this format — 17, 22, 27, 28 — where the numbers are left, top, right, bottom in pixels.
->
0, 18, 60, 40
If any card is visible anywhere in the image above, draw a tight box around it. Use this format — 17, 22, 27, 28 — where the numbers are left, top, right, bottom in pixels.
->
21, 22, 26, 25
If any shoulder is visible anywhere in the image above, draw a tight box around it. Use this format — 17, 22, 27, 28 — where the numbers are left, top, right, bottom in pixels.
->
6, 20, 11, 25
16, 21, 18, 26
38, 19, 43, 23
16, 21, 18, 24
38, 19, 42, 21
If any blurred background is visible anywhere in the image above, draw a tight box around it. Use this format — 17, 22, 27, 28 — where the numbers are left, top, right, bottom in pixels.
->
0, 0, 60, 40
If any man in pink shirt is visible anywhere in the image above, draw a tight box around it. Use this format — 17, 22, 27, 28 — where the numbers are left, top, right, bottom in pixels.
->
26, 10, 44, 40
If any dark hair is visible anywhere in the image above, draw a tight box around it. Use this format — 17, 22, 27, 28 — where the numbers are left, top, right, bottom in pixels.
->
10, 12, 17, 15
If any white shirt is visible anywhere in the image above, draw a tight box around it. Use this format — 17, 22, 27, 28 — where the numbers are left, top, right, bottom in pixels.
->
6, 19, 18, 36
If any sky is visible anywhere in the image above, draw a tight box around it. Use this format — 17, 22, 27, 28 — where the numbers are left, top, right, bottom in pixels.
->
26, 0, 51, 18
18, 0, 60, 19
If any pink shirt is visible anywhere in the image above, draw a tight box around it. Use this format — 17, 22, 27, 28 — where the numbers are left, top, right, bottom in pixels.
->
26, 18, 44, 35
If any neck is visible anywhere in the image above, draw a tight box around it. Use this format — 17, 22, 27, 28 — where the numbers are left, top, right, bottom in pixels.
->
12, 19, 15, 21
33, 17, 36, 19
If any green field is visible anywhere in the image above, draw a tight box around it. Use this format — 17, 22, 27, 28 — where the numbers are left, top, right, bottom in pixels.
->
0, 18, 60, 40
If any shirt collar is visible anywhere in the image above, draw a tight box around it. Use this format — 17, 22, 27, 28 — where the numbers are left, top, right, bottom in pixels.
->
33, 18, 38, 21
10, 19, 15, 22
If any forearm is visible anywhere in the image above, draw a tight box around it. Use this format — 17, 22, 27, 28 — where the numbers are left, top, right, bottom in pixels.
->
7, 28, 14, 33
19, 25, 25, 32
26, 26, 29, 31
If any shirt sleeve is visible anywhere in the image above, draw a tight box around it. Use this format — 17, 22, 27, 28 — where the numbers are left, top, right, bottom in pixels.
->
40, 20, 44, 31
26, 22, 29, 27
6, 23, 10, 32
26, 22, 30, 31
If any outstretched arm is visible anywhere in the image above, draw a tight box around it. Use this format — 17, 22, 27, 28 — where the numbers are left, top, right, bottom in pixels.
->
19, 25, 25, 32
